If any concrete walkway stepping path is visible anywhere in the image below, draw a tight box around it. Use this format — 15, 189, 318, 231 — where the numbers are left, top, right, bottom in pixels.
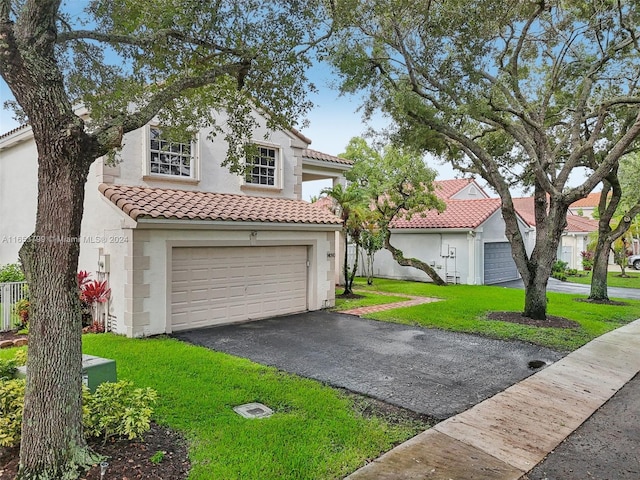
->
346, 319, 640, 480
338, 292, 441, 316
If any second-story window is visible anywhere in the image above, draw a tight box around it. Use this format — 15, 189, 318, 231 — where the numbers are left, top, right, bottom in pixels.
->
149, 127, 193, 178
245, 145, 279, 186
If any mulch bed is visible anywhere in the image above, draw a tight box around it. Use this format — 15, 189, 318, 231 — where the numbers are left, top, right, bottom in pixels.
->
0, 331, 26, 343
0, 423, 190, 480
486, 311, 580, 329
575, 298, 628, 306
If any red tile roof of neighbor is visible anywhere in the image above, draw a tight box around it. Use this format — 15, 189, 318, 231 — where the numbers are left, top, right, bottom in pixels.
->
432, 178, 477, 198
99, 184, 342, 225
511, 197, 536, 226
566, 214, 599, 232
302, 149, 353, 166
570, 192, 603, 208
392, 198, 502, 229
512, 196, 598, 232
311, 196, 334, 211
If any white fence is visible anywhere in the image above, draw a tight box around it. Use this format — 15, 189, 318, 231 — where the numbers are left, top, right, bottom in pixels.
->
1, 281, 28, 332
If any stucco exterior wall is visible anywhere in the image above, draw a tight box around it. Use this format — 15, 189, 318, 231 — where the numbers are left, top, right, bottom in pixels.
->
0, 137, 39, 265
372, 231, 474, 284
116, 227, 336, 337
561, 233, 590, 270
111, 110, 305, 199
369, 210, 531, 285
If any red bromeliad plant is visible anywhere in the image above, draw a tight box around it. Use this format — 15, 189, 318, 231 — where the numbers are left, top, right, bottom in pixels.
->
77, 270, 91, 288
80, 280, 111, 305
77, 271, 111, 330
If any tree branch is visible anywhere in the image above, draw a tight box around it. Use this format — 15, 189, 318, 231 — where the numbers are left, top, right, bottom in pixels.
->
93, 61, 251, 154
57, 28, 245, 57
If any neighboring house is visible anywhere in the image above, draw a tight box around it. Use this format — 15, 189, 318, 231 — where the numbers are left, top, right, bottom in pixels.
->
365, 179, 534, 285
568, 192, 602, 218
511, 197, 599, 271
0, 110, 349, 337
568, 191, 639, 259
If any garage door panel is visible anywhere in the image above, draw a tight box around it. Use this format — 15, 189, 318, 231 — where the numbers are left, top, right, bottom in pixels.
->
484, 242, 519, 284
171, 246, 308, 331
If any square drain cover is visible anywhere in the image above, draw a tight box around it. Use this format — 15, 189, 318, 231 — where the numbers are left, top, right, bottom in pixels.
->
233, 402, 274, 419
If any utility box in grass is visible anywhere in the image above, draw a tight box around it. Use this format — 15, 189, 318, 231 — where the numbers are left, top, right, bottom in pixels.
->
15, 354, 116, 393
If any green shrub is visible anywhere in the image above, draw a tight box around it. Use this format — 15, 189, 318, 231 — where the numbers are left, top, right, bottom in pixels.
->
552, 260, 568, 274
0, 358, 18, 380
83, 381, 158, 442
0, 378, 25, 447
0, 376, 157, 448
0, 263, 25, 283
13, 297, 29, 330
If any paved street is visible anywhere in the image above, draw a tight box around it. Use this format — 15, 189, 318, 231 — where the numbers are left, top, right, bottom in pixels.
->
497, 277, 640, 300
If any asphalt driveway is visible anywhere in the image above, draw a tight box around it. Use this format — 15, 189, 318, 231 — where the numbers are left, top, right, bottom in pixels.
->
173, 311, 563, 419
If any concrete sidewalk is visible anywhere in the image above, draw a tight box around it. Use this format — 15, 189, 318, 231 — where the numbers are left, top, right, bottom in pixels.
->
346, 319, 640, 480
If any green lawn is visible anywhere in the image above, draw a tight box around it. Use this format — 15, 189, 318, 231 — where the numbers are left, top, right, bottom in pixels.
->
345, 277, 640, 351
0, 335, 428, 479
84, 334, 427, 479
565, 270, 640, 288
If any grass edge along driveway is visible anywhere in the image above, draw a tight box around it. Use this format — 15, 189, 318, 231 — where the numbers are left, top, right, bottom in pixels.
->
80, 334, 429, 480
336, 278, 640, 351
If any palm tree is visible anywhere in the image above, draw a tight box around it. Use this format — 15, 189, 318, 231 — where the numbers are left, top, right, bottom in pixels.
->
321, 183, 367, 295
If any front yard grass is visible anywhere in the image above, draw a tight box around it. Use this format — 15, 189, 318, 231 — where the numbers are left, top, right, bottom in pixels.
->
565, 270, 640, 288
339, 278, 640, 351
77, 334, 428, 480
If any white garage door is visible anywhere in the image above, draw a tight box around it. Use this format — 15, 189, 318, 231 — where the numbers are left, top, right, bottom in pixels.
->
484, 242, 519, 284
171, 246, 308, 331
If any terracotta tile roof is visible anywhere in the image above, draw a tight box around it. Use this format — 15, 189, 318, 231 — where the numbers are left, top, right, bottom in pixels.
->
513, 196, 598, 232
99, 184, 342, 225
433, 179, 477, 199
566, 214, 599, 233
310, 196, 334, 211
302, 149, 353, 166
392, 198, 502, 229
512, 197, 536, 226
570, 192, 603, 208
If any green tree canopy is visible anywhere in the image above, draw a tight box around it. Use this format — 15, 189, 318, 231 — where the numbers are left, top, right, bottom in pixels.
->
341, 137, 446, 284
330, 0, 640, 318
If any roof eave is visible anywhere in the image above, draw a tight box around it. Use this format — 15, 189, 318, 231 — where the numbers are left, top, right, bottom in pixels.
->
134, 217, 342, 231
301, 158, 353, 170
0, 125, 33, 150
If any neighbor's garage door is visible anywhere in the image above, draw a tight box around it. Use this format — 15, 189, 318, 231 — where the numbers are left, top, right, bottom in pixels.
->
171, 246, 307, 331
483, 242, 519, 284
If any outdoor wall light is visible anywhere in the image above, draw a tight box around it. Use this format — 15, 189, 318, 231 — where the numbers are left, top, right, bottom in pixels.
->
100, 461, 109, 479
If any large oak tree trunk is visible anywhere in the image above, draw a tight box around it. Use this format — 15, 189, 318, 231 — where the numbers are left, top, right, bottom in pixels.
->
589, 236, 612, 301
523, 267, 550, 320
17, 139, 95, 479
509, 188, 567, 321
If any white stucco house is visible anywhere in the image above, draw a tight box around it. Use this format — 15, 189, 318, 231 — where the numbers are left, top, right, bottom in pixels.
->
0, 110, 351, 337
513, 197, 599, 271
367, 179, 534, 285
